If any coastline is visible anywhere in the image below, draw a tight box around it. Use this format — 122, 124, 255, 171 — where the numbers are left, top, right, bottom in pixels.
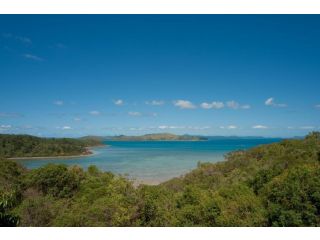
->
8, 146, 104, 160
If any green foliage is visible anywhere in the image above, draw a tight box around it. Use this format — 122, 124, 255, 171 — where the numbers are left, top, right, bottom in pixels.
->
1, 132, 320, 226
27, 164, 83, 198
0, 191, 20, 226
0, 134, 102, 158
210, 184, 267, 226
15, 195, 59, 227
261, 165, 320, 226
136, 185, 177, 226
0, 159, 23, 226
53, 172, 137, 226
175, 186, 220, 226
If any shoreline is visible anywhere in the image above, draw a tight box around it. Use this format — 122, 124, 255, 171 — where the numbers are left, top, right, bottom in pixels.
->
8, 145, 105, 160
9, 153, 93, 160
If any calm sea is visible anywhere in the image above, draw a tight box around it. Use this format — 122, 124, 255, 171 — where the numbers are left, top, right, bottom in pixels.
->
15, 138, 281, 184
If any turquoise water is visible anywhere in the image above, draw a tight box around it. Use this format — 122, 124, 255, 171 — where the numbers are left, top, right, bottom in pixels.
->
15, 138, 281, 184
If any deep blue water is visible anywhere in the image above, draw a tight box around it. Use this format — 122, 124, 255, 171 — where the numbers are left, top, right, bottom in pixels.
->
15, 138, 281, 184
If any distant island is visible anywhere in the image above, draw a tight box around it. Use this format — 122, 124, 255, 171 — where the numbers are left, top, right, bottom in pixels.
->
105, 133, 208, 141
0, 133, 207, 159
0, 134, 103, 159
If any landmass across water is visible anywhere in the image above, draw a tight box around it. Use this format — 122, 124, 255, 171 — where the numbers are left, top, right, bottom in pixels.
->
1, 133, 283, 184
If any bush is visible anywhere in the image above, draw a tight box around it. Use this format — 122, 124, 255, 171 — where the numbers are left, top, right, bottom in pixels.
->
261, 165, 320, 226
27, 164, 83, 198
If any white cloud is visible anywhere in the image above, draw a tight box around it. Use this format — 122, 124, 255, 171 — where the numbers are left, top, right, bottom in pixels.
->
265, 97, 287, 107
252, 125, 268, 129
114, 99, 124, 106
200, 101, 224, 109
3, 33, 32, 44
241, 104, 251, 109
0, 124, 11, 129
89, 110, 101, 116
23, 54, 43, 61
158, 125, 182, 129
62, 126, 72, 130
190, 126, 211, 130
173, 100, 196, 109
300, 126, 315, 130
0, 112, 22, 118
226, 101, 240, 109
128, 111, 141, 117
158, 125, 169, 129
265, 98, 274, 106
146, 100, 165, 106
73, 117, 81, 121
219, 125, 237, 129
201, 101, 248, 110
157, 125, 210, 130
53, 100, 64, 106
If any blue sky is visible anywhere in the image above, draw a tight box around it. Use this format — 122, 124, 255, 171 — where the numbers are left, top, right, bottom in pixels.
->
0, 15, 320, 137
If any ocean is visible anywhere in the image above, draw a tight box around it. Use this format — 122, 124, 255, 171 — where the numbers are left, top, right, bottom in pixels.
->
15, 138, 282, 184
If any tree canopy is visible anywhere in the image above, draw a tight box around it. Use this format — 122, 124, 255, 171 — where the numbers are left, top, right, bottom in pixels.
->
1, 132, 320, 226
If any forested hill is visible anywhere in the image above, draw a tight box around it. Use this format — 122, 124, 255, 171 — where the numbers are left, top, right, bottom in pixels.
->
1, 132, 320, 226
108, 133, 208, 141
0, 134, 103, 158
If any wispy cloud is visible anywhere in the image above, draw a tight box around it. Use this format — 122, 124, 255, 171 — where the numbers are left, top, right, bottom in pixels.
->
200, 101, 224, 109
16, 36, 32, 44
0, 124, 12, 129
0, 124, 12, 132
200, 100, 250, 110
114, 99, 124, 106
146, 100, 165, 106
0, 112, 23, 118
56, 126, 72, 130
265, 97, 287, 108
252, 125, 268, 129
23, 54, 44, 62
73, 117, 82, 121
220, 125, 238, 129
158, 125, 184, 129
89, 110, 101, 116
53, 100, 64, 106
173, 100, 196, 109
158, 125, 211, 130
300, 126, 315, 130
226, 100, 251, 109
241, 104, 251, 109
2, 33, 32, 44
128, 111, 141, 117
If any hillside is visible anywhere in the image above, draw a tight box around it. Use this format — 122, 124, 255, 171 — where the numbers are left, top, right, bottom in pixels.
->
1, 132, 320, 226
109, 133, 207, 141
0, 134, 103, 158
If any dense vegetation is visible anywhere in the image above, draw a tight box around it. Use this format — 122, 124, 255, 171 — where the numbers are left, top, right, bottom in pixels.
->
1, 132, 320, 226
0, 134, 102, 158
109, 133, 207, 141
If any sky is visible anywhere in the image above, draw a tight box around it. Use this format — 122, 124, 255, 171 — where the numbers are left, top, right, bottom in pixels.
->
0, 15, 320, 137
